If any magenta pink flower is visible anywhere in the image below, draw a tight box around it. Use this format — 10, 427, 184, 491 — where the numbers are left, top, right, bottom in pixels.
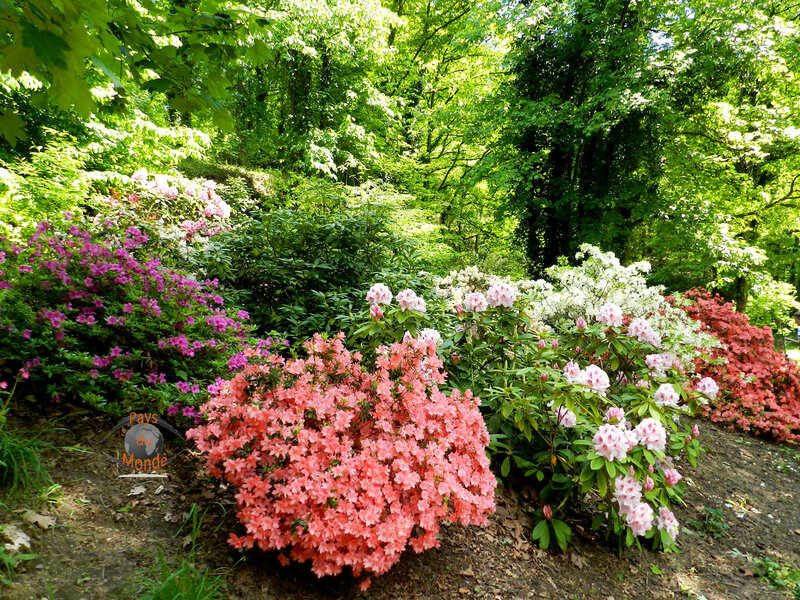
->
543, 505, 552, 520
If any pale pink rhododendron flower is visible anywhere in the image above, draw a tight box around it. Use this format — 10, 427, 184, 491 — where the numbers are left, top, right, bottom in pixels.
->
486, 282, 518, 308
645, 352, 675, 376
634, 418, 667, 452
654, 383, 680, 407
656, 506, 680, 539
563, 361, 581, 383
367, 283, 393, 306
395, 288, 420, 311
554, 406, 577, 428
593, 424, 631, 461
576, 316, 587, 330
696, 377, 719, 400
131, 168, 148, 182
627, 317, 662, 347
626, 502, 654, 536
187, 334, 495, 587
604, 406, 626, 426
613, 475, 642, 516
575, 364, 610, 396
636, 378, 651, 389
596, 302, 623, 327
692, 424, 700, 438
464, 292, 488, 312
417, 328, 442, 347
663, 468, 682, 487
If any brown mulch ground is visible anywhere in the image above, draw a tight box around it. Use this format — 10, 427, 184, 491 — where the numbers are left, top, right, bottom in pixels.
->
2, 401, 799, 600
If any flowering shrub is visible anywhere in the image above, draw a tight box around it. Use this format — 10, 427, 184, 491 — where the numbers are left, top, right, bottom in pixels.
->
440, 297, 709, 552
0, 220, 277, 417
529, 245, 717, 367
679, 289, 800, 442
187, 334, 496, 587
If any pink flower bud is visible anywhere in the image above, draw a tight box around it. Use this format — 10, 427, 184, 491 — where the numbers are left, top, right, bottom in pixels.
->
537, 339, 547, 349
551, 339, 559, 348
455, 304, 464, 315
543, 505, 552, 520
685, 436, 692, 445
540, 372, 549, 382
370, 304, 383, 320
629, 465, 635, 476
575, 346, 582, 353
644, 475, 654, 492
451, 353, 461, 366
648, 465, 654, 473
692, 424, 700, 438
576, 316, 586, 330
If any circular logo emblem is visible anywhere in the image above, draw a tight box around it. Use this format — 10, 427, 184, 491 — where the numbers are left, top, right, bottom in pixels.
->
124, 423, 164, 461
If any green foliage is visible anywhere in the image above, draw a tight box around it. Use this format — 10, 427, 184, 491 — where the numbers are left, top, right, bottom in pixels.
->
0, 541, 37, 587
747, 276, 800, 335
128, 504, 226, 600
0, 376, 52, 502
0, 0, 274, 139
199, 184, 420, 340
686, 507, 729, 539
752, 555, 800, 598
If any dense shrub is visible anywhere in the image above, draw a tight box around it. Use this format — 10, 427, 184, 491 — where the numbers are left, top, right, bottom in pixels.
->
199, 197, 421, 340
354, 282, 711, 551
187, 334, 496, 588
680, 289, 800, 442
0, 220, 276, 417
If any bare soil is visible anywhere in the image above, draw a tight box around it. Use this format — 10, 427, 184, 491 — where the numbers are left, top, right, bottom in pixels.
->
2, 400, 799, 600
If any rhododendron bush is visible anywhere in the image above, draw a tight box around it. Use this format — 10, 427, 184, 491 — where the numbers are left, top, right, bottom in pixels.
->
0, 220, 276, 417
187, 334, 496, 586
679, 290, 800, 442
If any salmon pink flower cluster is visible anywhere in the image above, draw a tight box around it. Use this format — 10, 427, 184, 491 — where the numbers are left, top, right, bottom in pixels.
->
187, 334, 496, 586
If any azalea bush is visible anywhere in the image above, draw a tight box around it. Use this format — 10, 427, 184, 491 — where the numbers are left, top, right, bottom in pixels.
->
680, 289, 800, 442
0, 220, 279, 418
187, 334, 496, 589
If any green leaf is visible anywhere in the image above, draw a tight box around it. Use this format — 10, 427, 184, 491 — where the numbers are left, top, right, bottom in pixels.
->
650, 564, 663, 575
500, 456, 511, 478
21, 22, 71, 69
0, 110, 27, 147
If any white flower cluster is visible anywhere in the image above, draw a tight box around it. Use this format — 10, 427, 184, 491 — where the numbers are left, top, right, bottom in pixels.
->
525, 245, 718, 367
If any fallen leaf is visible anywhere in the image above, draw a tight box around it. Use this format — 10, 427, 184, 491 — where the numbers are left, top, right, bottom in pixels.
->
460, 567, 475, 577
793, 529, 800, 536
128, 485, 146, 496
570, 552, 588, 569
458, 587, 471, 594
17, 510, 55, 530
